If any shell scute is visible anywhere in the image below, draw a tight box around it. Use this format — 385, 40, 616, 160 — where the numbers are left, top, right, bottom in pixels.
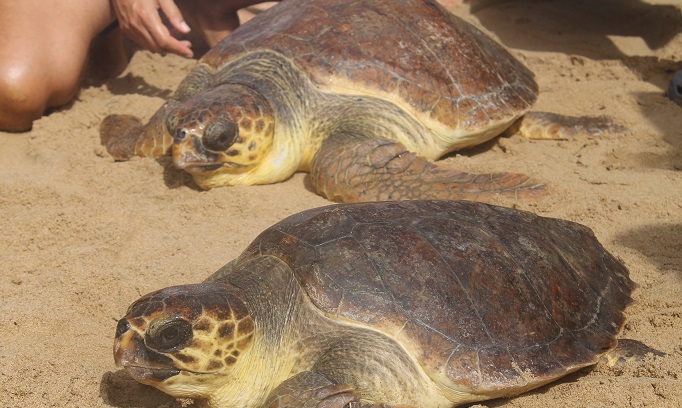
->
478, 347, 523, 388
547, 331, 598, 368
444, 345, 482, 386
315, 236, 386, 297
509, 344, 563, 380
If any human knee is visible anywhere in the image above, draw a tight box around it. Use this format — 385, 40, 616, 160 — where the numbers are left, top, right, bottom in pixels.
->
0, 64, 50, 130
0, 62, 77, 131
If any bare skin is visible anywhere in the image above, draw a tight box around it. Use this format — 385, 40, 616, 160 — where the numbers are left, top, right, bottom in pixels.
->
0, 0, 277, 132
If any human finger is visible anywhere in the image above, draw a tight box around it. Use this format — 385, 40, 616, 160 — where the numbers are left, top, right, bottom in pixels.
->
146, 15, 194, 58
113, 0, 164, 53
158, 0, 191, 34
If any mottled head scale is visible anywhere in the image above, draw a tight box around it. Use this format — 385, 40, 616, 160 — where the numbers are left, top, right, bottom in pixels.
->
168, 84, 276, 188
113, 283, 256, 398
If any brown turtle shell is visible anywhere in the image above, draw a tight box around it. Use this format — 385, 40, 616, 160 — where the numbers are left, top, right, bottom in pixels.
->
201, 0, 538, 133
232, 200, 633, 394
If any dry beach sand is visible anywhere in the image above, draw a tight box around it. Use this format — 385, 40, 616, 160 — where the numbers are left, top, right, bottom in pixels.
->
1, 0, 681, 406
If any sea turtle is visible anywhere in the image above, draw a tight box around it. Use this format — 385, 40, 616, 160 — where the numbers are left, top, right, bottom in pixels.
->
114, 200, 637, 407
100, 0, 622, 203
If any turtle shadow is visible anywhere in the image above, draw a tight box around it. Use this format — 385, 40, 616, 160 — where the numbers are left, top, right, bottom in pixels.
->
467, 0, 682, 60
106, 73, 174, 99
615, 224, 682, 278
99, 370, 192, 407
631, 90, 682, 163
461, 368, 592, 407
439, 132, 506, 162
156, 157, 204, 191
465, 0, 682, 158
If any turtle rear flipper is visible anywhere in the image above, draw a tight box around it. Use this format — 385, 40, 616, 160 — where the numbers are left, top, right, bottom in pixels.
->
511, 111, 627, 140
100, 101, 177, 160
310, 136, 547, 203
598, 339, 666, 367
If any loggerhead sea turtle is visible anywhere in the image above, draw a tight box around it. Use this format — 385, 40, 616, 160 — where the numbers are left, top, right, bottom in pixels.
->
100, 0, 621, 202
100, 0, 622, 203
114, 200, 637, 407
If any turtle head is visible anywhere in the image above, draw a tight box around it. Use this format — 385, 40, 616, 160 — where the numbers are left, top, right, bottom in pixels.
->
166, 84, 276, 188
113, 283, 256, 399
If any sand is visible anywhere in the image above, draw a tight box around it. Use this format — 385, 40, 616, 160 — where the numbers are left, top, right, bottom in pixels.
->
1, 0, 681, 406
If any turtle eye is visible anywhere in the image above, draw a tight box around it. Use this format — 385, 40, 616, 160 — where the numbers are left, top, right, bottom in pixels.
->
146, 318, 193, 353
165, 112, 189, 142
174, 127, 189, 142
202, 120, 239, 152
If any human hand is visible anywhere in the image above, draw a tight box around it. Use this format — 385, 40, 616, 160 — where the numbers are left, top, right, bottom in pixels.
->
112, 0, 194, 58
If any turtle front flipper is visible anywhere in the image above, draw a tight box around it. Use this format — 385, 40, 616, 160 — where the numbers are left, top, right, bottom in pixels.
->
310, 136, 547, 203
100, 100, 178, 160
265, 371, 360, 408
511, 111, 627, 140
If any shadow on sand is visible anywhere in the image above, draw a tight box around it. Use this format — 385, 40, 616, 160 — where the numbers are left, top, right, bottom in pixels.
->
99, 370, 192, 407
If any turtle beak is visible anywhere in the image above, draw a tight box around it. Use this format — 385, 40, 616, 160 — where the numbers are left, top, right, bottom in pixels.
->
113, 320, 145, 368
173, 133, 208, 168
172, 134, 224, 173
113, 318, 180, 384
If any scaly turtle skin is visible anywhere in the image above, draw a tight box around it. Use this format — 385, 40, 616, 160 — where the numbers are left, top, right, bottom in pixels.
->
114, 200, 634, 407
101, 0, 622, 202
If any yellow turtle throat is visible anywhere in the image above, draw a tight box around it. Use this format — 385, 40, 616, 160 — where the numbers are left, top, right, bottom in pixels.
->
167, 84, 285, 189
113, 283, 256, 399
